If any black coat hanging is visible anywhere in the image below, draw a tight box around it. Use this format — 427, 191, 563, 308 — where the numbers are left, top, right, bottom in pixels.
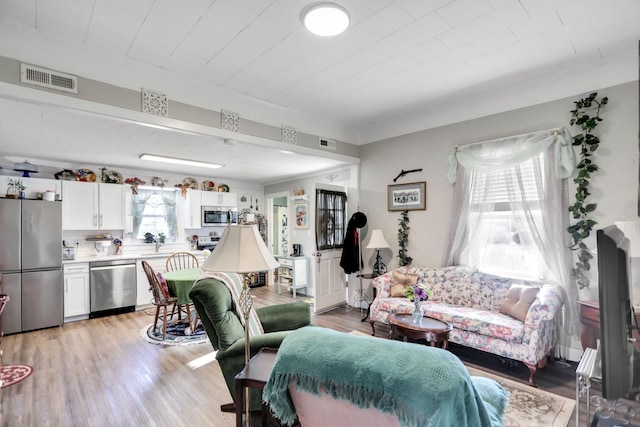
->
340, 212, 367, 274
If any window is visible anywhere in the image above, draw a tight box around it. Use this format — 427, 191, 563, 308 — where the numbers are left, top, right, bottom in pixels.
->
464, 156, 543, 279
315, 189, 347, 250
132, 189, 178, 240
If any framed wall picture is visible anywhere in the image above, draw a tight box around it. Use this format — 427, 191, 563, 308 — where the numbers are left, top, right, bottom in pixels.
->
388, 181, 426, 211
294, 201, 309, 229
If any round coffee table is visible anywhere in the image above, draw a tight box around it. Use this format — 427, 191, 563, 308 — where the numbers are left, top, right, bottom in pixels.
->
387, 313, 453, 349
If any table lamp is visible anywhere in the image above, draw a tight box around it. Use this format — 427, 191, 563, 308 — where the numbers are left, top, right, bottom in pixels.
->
366, 229, 390, 277
201, 224, 279, 424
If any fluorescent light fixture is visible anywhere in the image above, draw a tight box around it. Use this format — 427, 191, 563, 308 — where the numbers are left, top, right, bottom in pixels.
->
303, 3, 350, 36
139, 153, 223, 169
279, 150, 294, 154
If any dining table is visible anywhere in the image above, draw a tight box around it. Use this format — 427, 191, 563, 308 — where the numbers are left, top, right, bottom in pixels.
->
163, 267, 202, 305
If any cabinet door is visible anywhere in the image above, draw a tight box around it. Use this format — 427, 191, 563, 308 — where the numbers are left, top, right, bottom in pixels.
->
187, 189, 202, 228
62, 181, 98, 230
64, 264, 90, 318
293, 258, 308, 285
220, 192, 237, 206
98, 184, 125, 229
201, 191, 236, 207
201, 191, 220, 206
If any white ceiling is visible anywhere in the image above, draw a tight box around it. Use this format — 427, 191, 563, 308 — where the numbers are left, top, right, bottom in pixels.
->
0, 0, 638, 182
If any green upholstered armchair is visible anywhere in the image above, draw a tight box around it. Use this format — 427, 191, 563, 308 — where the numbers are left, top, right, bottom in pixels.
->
189, 276, 311, 411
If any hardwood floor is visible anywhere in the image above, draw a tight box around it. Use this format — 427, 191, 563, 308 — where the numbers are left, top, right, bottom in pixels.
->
0, 285, 629, 426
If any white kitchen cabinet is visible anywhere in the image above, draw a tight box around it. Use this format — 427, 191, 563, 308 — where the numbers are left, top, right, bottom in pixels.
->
186, 189, 202, 228
62, 181, 125, 230
201, 191, 236, 207
64, 263, 90, 320
276, 256, 308, 298
136, 257, 166, 307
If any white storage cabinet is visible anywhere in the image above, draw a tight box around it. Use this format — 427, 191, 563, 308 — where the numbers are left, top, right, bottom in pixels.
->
186, 189, 202, 228
201, 191, 236, 207
276, 256, 308, 298
64, 263, 90, 320
62, 181, 125, 230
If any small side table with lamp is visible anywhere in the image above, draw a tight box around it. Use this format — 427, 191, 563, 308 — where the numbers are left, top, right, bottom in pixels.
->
360, 229, 391, 322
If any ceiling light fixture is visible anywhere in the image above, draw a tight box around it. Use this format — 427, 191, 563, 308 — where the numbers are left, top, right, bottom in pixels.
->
303, 3, 350, 36
139, 153, 223, 169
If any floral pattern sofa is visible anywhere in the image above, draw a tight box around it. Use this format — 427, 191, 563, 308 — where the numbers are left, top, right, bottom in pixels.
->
368, 266, 564, 385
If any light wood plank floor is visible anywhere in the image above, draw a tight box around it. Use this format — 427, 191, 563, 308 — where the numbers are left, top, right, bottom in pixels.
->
0, 285, 627, 426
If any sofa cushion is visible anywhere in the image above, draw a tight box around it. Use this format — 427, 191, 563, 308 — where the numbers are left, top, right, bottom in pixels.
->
424, 303, 526, 344
390, 271, 419, 297
499, 285, 540, 321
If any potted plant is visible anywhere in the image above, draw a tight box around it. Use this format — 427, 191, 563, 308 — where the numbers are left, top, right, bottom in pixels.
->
6, 178, 26, 199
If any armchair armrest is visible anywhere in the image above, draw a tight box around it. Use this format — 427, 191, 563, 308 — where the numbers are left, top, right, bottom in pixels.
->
256, 302, 311, 334
372, 272, 393, 298
524, 284, 564, 325
523, 283, 564, 346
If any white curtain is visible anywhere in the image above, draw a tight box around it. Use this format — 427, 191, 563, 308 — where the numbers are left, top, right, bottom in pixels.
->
444, 127, 581, 341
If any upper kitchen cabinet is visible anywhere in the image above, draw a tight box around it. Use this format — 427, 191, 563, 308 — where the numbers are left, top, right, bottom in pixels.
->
201, 191, 236, 207
185, 188, 202, 228
62, 181, 125, 230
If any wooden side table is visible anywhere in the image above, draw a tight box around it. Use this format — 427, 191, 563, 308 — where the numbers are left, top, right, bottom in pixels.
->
577, 300, 640, 351
577, 300, 600, 350
234, 348, 278, 427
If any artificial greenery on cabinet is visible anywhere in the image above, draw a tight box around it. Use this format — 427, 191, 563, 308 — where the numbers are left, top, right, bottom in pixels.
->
567, 92, 608, 289
397, 209, 412, 266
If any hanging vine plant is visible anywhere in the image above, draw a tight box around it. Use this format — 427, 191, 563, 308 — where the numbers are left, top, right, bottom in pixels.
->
398, 209, 412, 266
567, 92, 608, 289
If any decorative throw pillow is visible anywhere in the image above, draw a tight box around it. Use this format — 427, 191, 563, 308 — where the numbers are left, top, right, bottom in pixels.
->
498, 285, 540, 321
155, 271, 171, 303
390, 271, 419, 297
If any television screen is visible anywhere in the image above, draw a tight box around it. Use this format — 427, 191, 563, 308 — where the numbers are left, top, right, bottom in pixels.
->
596, 225, 636, 400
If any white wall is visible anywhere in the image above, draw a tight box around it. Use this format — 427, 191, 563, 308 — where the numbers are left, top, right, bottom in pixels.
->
359, 81, 639, 360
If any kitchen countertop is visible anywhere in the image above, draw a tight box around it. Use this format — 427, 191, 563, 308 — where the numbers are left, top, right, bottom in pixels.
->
63, 250, 209, 264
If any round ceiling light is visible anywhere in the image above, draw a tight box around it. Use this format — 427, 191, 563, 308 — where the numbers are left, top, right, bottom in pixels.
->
303, 3, 350, 36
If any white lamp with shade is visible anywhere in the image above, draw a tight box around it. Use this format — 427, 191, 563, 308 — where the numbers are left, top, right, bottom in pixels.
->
200, 224, 279, 424
366, 229, 391, 277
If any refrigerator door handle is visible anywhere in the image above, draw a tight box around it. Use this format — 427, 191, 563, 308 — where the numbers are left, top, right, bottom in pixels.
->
25, 213, 33, 233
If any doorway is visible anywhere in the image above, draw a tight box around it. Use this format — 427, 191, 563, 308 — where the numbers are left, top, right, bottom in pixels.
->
267, 192, 289, 258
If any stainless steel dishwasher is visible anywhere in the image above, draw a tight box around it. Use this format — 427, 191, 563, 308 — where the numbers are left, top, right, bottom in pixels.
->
89, 259, 137, 317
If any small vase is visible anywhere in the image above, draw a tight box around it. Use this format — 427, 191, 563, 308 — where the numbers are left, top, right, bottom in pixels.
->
412, 299, 424, 323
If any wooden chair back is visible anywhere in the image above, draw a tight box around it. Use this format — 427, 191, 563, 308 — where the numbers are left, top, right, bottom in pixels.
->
141, 260, 172, 305
165, 252, 199, 272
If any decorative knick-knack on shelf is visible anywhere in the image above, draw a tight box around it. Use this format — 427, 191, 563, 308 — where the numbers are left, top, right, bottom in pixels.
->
6, 179, 26, 199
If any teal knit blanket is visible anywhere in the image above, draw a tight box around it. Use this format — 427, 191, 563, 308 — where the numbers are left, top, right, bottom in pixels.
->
262, 327, 507, 427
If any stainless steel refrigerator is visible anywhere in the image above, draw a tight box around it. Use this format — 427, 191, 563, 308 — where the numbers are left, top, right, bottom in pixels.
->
0, 198, 63, 334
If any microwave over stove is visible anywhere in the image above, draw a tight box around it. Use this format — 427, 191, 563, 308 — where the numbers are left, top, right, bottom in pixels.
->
202, 206, 238, 226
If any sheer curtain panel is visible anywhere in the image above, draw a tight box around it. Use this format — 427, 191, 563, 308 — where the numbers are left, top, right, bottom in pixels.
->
444, 128, 580, 341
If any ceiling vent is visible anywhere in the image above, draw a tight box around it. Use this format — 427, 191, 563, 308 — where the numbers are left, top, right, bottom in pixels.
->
20, 63, 78, 93
319, 137, 336, 150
